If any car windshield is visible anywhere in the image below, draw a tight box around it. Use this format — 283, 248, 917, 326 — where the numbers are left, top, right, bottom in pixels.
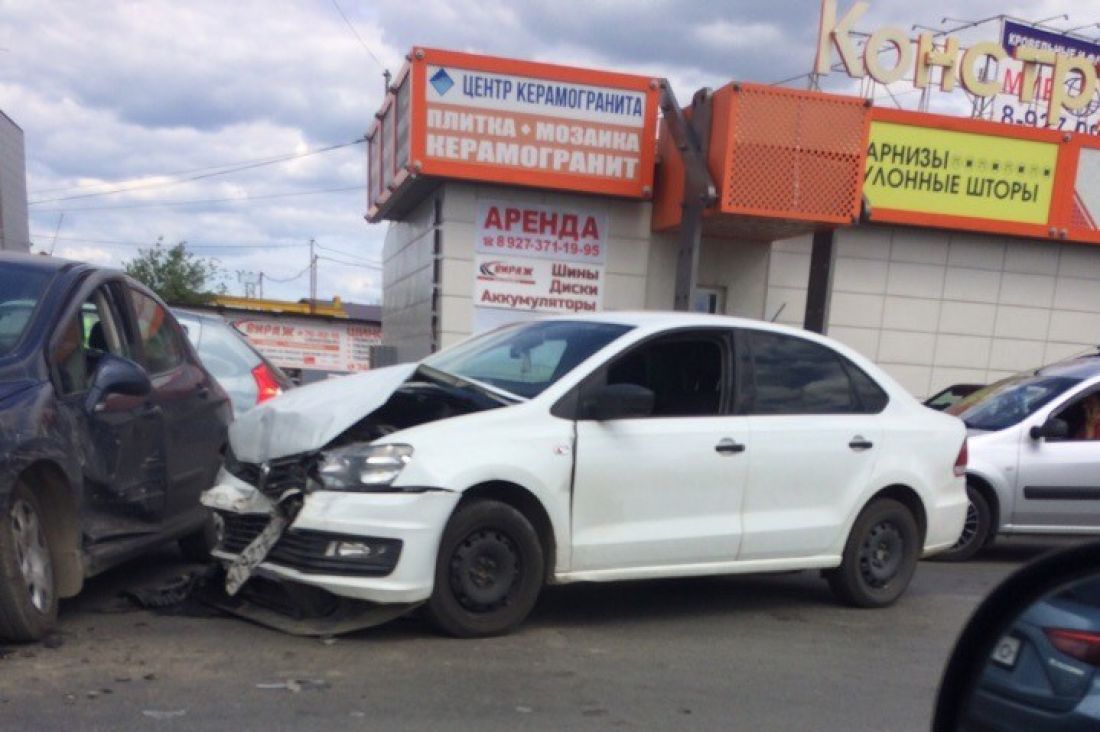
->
949, 373, 1082, 431
0, 267, 53, 357
422, 320, 632, 399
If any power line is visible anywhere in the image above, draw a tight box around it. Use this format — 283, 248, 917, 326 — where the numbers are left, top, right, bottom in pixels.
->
315, 243, 380, 263
30, 141, 360, 195
318, 255, 381, 269
29, 139, 365, 205
32, 233, 311, 250
264, 263, 313, 283
329, 0, 386, 71
32, 185, 366, 213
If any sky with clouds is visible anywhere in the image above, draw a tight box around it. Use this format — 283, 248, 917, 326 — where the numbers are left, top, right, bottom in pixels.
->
1, 0, 1096, 303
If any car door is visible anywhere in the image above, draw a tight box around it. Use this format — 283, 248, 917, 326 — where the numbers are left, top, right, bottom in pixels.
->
570, 328, 748, 572
1013, 384, 1100, 529
126, 287, 227, 517
736, 328, 886, 561
49, 279, 170, 524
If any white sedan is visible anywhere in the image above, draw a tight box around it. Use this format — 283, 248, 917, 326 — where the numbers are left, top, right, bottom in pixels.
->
203, 312, 967, 636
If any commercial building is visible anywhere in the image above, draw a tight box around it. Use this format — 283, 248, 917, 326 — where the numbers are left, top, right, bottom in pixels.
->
0, 110, 29, 252
370, 17, 1100, 398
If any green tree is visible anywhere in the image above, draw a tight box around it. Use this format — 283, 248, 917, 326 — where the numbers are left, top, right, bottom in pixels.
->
124, 238, 227, 305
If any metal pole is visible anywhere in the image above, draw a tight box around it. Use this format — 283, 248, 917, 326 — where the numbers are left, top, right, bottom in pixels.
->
309, 238, 317, 313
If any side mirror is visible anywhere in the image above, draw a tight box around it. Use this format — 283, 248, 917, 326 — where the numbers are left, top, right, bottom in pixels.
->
84, 354, 152, 413
933, 540, 1100, 731
1029, 417, 1069, 441
581, 383, 655, 421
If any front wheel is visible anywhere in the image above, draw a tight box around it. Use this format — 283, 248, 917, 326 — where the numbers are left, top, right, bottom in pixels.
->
426, 500, 544, 638
0, 480, 58, 642
827, 498, 919, 608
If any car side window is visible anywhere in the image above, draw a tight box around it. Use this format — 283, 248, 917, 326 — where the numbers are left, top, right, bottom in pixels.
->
50, 288, 129, 395
129, 289, 184, 374
603, 333, 726, 417
1052, 391, 1100, 441
746, 330, 885, 415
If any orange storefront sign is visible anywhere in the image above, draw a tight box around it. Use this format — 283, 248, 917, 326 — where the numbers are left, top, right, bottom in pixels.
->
368, 48, 660, 222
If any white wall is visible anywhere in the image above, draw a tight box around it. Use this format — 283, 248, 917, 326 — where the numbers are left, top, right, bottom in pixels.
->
766, 225, 1100, 398
381, 194, 437, 362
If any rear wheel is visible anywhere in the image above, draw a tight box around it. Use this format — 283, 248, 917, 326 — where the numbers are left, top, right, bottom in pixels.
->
827, 498, 919, 608
933, 486, 992, 562
0, 480, 58, 642
426, 500, 544, 638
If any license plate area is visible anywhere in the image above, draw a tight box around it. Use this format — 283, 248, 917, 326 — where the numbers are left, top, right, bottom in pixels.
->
991, 635, 1022, 669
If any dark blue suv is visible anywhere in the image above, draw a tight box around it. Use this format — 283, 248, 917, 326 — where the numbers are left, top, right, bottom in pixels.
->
0, 252, 231, 641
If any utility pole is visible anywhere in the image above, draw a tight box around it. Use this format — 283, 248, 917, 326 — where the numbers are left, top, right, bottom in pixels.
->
258, 271, 264, 299
48, 212, 64, 255
308, 238, 317, 313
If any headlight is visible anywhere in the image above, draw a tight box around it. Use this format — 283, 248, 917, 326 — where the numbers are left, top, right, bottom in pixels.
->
316, 444, 414, 492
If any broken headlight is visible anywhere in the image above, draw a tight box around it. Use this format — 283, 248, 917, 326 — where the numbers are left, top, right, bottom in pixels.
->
316, 444, 414, 492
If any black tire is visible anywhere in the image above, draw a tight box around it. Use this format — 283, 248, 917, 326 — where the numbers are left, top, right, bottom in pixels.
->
826, 498, 919, 608
178, 511, 222, 562
0, 480, 59, 642
932, 486, 992, 563
426, 500, 544, 638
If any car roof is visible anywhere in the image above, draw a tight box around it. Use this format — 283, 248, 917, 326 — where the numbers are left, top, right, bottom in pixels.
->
1034, 353, 1100, 380
539, 310, 831, 339
0, 250, 89, 275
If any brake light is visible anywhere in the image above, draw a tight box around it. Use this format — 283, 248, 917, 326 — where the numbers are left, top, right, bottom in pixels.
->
953, 439, 968, 478
251, 363, 282, 404
1046, 629, 1100, 666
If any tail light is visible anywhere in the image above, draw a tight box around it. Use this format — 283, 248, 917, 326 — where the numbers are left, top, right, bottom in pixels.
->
1046, 628, 1100, 666
251, 363, 282, 404
954, 439, 968, 478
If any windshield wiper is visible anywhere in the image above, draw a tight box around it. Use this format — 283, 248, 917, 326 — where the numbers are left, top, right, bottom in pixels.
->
417, 364, 526, 404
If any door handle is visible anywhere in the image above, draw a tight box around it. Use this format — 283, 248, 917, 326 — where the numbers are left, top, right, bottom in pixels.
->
195, 383, 210, 399
849, 436, 874, 451
140, 402, 162, 418
715, 438, 746, 455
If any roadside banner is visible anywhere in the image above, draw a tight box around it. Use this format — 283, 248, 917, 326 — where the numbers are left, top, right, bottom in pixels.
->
234, 318, 381, 373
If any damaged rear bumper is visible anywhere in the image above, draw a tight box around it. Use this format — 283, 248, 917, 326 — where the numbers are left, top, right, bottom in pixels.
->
202, 471, 460, 605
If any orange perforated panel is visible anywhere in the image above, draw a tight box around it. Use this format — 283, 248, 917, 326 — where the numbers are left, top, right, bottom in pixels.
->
715, 84, 869, 224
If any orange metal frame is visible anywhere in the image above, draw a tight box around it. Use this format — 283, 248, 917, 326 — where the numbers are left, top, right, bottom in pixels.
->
1060, 134, 1100, 245
408, 47, 660, 200
865, 107, 1080, 242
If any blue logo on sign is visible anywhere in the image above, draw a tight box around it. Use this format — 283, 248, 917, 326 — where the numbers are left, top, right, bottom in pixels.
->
430, 69, 454, 96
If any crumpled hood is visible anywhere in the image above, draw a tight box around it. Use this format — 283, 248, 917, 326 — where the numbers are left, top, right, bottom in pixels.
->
229, 363, 418, 462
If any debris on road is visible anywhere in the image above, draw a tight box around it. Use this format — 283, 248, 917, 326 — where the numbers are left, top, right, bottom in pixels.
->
142, 710, 187, 720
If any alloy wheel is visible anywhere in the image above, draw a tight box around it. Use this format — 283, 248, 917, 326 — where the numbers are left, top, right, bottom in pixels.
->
10, 498, 53, 613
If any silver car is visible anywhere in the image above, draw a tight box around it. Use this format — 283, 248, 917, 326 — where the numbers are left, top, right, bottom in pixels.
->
940, 351, 1100, 560
173, 310, 292, 417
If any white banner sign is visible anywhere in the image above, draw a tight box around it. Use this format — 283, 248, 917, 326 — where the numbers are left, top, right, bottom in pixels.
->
473, 200, 606, 324
233, 318, 382, 373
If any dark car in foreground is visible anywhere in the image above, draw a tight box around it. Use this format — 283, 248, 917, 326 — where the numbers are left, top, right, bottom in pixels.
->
173, 309, 292, 417
0, 252, 231, 641
965, 577, 1100, 730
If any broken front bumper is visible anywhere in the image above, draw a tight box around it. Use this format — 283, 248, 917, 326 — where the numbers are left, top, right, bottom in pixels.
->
202, 471, 460, 604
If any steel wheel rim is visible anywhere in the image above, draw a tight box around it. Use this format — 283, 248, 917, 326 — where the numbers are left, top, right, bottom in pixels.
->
10, 498, 53, 613
449, 529, 521, 613
858, 520, 904, 589
952, 500, 979, 550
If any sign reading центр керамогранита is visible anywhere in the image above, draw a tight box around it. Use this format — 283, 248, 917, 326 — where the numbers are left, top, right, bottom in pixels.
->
424, 63, 649, 185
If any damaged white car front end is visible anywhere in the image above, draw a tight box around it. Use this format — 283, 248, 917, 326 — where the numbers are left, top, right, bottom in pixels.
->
201, 363, 474, 611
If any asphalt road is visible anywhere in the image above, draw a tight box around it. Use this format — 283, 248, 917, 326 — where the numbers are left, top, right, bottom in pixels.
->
0, 538, 1084, 732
